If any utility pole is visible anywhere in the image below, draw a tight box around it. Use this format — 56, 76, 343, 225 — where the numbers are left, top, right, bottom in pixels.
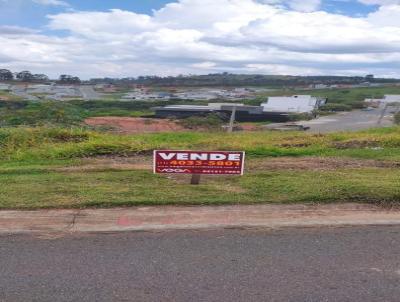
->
227, 106, 237, 133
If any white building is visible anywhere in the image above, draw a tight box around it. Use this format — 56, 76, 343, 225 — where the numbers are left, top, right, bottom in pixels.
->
261, 95, 326, 113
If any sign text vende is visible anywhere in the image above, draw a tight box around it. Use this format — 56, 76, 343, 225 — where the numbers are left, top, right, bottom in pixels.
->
153, 150, 245, 175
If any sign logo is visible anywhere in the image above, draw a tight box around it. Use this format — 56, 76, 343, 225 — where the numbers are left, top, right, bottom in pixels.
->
153, 150, 245, 175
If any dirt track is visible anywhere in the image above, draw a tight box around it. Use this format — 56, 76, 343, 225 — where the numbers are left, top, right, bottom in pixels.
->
85, 117, 184, 133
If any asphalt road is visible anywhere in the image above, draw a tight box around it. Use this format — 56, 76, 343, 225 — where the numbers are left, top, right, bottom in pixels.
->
2, 226, 400, 302
301, 105, 395, 133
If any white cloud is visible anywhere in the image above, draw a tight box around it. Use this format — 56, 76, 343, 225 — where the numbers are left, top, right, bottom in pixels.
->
0, 25, 37, 35
358, 0, 400, 5
191, 61, 217, 69
32, 0, 69, 6
259, 0, 321, 12
2, 0, 400, 78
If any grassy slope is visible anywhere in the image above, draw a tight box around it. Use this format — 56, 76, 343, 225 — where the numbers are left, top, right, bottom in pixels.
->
1, 126, 400, 209
1, 126, 400, 162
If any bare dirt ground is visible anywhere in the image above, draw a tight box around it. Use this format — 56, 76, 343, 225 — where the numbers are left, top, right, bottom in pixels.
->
55, 156, 399, 173
239, 123, 262, 131
85, 117, 185, 133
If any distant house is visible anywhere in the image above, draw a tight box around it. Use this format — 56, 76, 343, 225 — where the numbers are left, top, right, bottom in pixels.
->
261, 95, 326, 114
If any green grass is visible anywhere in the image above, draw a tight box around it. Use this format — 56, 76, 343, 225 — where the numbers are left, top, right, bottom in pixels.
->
1, 167, 399, 209
2, 126, 400, 162
1, 126, 400, 209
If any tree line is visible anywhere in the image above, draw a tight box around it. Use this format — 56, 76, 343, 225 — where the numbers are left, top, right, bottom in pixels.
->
89, 73, 400, 87
0, 69, 81, 84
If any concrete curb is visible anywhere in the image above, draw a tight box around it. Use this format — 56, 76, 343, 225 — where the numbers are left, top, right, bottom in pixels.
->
1, 204, 400, 234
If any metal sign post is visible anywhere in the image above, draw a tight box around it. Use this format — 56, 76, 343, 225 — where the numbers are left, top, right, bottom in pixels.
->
190, 174, 201, 185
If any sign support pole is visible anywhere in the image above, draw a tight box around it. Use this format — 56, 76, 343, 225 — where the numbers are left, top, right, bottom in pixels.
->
190, 174, 201, 185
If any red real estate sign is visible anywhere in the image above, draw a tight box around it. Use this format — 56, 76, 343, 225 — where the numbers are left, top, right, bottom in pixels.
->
153, 150, 245, 175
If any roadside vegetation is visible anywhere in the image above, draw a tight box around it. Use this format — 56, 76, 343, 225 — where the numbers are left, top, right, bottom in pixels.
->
1, 126, 400, 209
2, 126, 400, 162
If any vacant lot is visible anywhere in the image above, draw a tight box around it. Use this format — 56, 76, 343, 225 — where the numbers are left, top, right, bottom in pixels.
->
1, 126, 400, 209
1, 163, 399, 209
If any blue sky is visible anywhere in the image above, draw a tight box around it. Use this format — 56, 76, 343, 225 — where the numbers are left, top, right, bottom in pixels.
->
0, 0, 177, 28
321, 0, 376, 15
0, 0, 400, 78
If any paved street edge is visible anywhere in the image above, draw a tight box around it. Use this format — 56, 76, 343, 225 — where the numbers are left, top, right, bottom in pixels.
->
1, 203, 400, 234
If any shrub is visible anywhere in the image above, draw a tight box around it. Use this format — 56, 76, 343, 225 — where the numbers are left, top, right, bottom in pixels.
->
288, 112, 314, 121
177, 113, 224, 130
0, 101, 88, 127
350, 101, 368, 109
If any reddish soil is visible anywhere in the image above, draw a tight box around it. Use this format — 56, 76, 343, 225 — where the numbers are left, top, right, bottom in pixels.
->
85, 117, 184, 133
239, 123, 262, 131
